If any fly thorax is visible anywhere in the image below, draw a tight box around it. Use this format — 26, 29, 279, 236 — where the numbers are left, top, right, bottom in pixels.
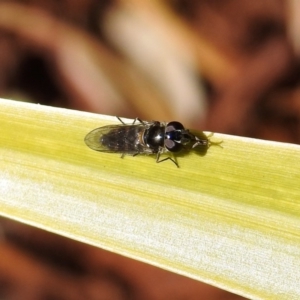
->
144, 125, 164, 150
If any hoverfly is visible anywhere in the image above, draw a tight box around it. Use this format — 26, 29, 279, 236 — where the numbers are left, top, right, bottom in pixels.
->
84, 117, 215, 168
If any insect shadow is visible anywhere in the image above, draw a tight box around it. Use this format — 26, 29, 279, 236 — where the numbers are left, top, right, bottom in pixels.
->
174, 131, 222, 159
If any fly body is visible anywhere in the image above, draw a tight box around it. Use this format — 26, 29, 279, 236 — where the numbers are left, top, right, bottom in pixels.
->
84, 117, 213, 167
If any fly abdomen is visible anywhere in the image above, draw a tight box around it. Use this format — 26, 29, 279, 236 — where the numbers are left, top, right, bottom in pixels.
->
101, 126, 141, 153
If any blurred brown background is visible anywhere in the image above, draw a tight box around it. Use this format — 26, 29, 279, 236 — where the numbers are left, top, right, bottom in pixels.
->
0, 0, 299, 299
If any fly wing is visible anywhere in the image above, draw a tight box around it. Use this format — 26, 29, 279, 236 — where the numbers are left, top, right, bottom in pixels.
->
85, 125, 125, 152
84, 124, 149, 154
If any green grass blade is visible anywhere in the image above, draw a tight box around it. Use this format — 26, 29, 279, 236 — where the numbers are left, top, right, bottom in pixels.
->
0, 98, 300, 299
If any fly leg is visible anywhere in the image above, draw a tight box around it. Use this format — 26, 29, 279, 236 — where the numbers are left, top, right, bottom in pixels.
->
117, 117, 145, 125
204, 132, 223, 148
120, 152, 139, 158
156, 149, 179, 168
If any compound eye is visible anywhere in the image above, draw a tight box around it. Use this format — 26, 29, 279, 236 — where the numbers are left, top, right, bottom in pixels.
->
166, 121, 184, 132
165, 139, 183, 152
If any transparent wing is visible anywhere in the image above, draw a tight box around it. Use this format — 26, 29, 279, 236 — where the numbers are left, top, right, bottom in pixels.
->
84, 124, 152, 154
84, 125, 125, 152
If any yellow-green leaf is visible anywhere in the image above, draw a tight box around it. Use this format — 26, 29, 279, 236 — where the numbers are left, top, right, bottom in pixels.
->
0, 98, 300, 299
